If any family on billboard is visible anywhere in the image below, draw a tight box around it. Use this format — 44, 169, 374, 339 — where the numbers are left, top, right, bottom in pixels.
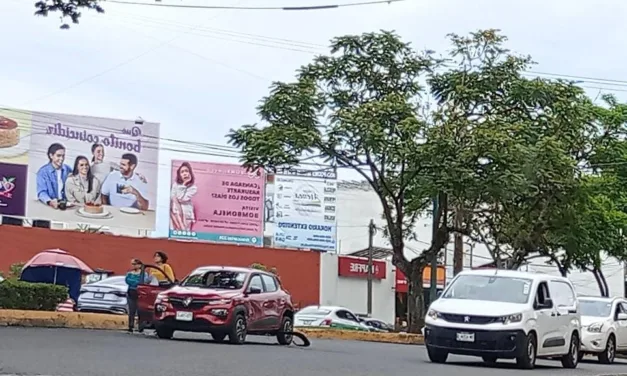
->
35, 142, 149, 212
168, 160, 265, 245
24, 111, 160, 230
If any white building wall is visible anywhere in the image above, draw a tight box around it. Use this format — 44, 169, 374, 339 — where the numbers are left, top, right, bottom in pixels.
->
319, 253, 396, 324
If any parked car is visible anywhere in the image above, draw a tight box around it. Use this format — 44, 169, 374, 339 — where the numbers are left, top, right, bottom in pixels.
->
140, 266, 295, 345
294, 305, 370, 331
578, 296, 627, 364
76, 276, 128, 314
424, 269, 581, 370
362, 318, 394, 332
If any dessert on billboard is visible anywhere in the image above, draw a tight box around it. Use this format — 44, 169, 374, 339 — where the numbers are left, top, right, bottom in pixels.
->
0, 108, 32, 217
169, 161, 265, 246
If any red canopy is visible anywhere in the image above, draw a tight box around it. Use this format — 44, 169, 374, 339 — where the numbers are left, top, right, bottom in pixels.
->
23, 249, 93, 273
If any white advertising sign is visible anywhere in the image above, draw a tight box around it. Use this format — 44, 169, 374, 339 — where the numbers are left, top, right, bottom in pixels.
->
273, 168, 337, 252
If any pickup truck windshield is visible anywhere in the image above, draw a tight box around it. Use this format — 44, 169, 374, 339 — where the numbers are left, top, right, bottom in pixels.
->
181, 270, 247, 289
443, 275, 532, 304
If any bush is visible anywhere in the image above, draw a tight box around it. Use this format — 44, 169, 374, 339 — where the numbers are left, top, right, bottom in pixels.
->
0, 280, 68, 311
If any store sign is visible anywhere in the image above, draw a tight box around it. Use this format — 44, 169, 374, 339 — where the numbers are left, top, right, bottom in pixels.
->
273, 169, 337, 252
338, 256, 386, 279
395, 265, 445, 293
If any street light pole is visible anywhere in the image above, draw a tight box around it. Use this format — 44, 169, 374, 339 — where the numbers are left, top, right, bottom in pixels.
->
367, 219, 376, 317
429, 197, 439, 305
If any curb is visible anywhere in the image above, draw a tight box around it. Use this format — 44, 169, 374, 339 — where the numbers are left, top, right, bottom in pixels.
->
0, 309, 424, 345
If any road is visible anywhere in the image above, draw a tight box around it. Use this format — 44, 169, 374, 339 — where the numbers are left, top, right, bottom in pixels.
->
0, 327, 624, 376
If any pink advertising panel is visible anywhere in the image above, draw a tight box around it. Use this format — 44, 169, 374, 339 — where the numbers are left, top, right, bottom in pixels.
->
168, 160, 264, 246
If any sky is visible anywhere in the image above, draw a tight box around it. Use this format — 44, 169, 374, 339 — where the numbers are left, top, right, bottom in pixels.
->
2, 0, 627, 237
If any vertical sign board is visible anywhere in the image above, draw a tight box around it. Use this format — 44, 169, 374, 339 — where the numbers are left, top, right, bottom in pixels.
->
273, 167, 337, 252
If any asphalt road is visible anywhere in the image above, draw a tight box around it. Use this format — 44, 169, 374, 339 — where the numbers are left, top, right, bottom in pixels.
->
0, 327, 625, 376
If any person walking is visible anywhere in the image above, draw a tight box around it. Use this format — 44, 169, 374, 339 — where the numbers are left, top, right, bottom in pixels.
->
125, 258, 148, 333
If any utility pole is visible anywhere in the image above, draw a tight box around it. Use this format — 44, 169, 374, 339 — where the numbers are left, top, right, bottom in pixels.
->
453, 205, 464, 275
429, 197, 439, 305
367, 219, 376, 317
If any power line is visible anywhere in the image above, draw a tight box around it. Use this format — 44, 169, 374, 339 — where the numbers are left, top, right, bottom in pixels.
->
104, 0, 406, 11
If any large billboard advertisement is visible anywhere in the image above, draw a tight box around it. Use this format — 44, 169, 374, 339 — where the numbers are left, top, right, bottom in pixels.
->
168, 161, 265, 245
273, 168, 337, 252
0, 109, 31, 217
0, 108, 161, 230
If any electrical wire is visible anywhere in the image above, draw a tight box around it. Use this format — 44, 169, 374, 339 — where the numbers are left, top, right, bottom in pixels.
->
103, 0, 406, 11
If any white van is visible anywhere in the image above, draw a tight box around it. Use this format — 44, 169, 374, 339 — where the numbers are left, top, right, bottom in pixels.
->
424, 269, 581, 369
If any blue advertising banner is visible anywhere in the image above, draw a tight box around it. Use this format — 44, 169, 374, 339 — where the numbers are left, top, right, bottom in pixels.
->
273, 168, 337, 252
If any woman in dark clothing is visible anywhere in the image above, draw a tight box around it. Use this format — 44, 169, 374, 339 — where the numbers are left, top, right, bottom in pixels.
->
125, 258, 148, 333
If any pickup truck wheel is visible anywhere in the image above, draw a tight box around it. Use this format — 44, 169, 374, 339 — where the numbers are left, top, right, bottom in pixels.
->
277, 315, 294, 345
228, 314, 247, 345
426, 346, 448, 363
211, 333, 226, 342
561, 333, 580, 369
516, 332, 537, 369
598, 334, 616, 364
155, 326, 174, 339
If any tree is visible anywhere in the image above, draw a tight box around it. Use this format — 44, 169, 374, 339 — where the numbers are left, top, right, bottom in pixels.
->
427, 31, 599, 274
228, 31, 445, 332
34, 0, 103, 29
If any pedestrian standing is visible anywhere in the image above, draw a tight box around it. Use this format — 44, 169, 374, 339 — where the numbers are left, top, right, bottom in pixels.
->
151, 251, 175, 284
125, 258, 147, 333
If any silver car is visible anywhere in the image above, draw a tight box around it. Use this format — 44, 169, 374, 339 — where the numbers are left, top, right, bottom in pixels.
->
77, 276, 128, 314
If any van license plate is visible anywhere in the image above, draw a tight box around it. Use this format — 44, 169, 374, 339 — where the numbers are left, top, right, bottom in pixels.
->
176, 311, 193, 321
456, 332, 475, 342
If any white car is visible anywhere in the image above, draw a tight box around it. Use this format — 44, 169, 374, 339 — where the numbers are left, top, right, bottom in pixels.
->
294, 305, 370, 331
424, 269, 581, 370
579, 296, 627, 364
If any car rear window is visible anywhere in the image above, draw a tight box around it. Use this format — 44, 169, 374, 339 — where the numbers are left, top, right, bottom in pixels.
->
298, 307, 332, 315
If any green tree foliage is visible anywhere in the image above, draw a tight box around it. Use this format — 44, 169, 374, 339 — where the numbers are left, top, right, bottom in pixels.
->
228, 31, 443, 331
34, 0, 104, 29
228, 28, 627, 327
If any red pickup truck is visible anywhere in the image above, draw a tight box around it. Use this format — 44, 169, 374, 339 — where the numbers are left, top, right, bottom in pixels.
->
137, 265, 295, 345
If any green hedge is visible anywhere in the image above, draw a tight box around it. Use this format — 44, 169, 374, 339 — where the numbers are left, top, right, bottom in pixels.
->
0, 280, 68, 311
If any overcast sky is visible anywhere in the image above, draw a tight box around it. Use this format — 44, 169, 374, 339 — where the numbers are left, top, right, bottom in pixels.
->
1, 0, 626, 236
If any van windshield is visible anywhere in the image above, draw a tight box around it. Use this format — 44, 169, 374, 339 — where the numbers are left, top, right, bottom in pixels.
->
442, 275, 532, 304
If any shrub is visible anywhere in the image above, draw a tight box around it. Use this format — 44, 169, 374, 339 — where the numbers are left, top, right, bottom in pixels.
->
0, 280, 68, 311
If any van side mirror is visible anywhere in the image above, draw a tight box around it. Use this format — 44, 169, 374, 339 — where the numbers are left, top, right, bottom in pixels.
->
617, 313, 627, 321
537, 298, 553, 309
436, 290, 443, 299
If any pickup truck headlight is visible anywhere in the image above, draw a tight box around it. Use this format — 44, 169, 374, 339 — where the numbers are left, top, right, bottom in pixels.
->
587, 322, 604, 333
427, 309, 440, 320
501, 313, 523, 324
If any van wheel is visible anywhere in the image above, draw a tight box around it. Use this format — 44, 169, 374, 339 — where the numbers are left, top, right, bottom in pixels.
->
155, 326, 174, 339
561, 333, 580, 369
516, 332, 537, 369
277, 315, 294, 345
228, 313, 247, 345
598, 334, 616, 364
427, 346, 448, 363
482, 356, 497, 364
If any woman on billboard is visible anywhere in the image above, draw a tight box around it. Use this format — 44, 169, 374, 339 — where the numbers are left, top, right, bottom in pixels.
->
170, 161, 197, 231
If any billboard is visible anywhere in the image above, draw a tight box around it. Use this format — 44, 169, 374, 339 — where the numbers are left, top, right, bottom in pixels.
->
18, 109, 161, 230
0, 109, 31, 217
273, 167, 337, 252
168, 161, 265, 245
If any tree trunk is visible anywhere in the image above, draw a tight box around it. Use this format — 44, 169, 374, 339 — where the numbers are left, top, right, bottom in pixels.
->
407, 264, 425, 333
453, 206, 464, 275
592, 268, 607, 297
599, 268, 609, 297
